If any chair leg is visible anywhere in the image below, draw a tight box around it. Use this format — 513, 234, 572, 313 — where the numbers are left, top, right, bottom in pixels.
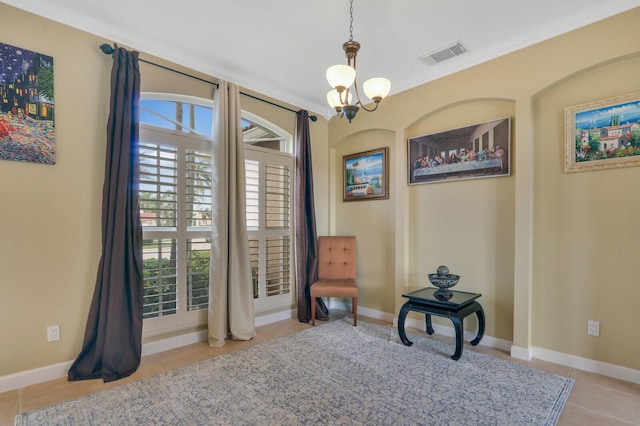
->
311, 295, 316, 326
353, 297, 357, 326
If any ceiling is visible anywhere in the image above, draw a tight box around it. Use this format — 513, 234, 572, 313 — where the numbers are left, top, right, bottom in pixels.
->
3, 0, 640, 119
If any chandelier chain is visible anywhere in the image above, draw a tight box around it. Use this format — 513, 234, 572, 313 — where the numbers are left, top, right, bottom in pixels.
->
349, 0, 354, 41
326, 0, 389, 122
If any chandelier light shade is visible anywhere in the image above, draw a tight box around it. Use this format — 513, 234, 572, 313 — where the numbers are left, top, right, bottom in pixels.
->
326, 65, 356, 91
326, 0, 390, 122
362, 77, 391, 102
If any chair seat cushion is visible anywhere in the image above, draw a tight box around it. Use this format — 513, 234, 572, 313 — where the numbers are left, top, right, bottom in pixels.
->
310, 279, 358, 298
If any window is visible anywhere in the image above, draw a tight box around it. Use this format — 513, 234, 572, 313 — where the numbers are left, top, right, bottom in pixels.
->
139, 94, 294, 335
243, 111, 294, 312
245, 149, 293, 312
139, 124, 213, 334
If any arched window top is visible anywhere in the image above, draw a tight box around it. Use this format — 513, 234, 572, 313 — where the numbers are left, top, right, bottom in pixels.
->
140, 92, 292, 153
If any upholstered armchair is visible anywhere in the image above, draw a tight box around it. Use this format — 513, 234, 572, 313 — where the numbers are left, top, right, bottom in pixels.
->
310, 236, 358, 326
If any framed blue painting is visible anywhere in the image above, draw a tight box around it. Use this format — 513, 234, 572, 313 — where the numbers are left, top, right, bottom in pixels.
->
343, 147, 388, 201
565, 92, 640, 173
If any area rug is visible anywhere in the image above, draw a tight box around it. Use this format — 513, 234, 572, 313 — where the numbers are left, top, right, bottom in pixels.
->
15, 319, 573, 425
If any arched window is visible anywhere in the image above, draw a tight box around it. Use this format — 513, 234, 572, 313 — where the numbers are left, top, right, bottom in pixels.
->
139, 93, 294, 335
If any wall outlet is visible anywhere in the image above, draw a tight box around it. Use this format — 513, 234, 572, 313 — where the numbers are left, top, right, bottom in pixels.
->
587, 320, 600, 336
47, 325, 60, 342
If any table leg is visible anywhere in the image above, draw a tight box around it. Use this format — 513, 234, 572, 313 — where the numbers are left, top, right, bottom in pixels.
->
397, 303, 413, 346
469, 303, 485, 346
425, 314, 434, 335
450, 315, 464, 360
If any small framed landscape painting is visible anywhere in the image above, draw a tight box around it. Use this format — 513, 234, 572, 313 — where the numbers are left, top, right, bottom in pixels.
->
408, 117, 511, 185
565, 92, 640, 173
343, 147, 389, 202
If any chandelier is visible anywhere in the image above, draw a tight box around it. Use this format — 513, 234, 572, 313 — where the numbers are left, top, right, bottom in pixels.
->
326, 0, 391, 122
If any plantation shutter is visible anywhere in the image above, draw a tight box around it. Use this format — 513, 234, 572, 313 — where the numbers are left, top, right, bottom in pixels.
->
265, 163, 291, 297
139, 126, 212, 331
245, 152, 293, 310
185, 150, 212, 312
139, 142, 178, 318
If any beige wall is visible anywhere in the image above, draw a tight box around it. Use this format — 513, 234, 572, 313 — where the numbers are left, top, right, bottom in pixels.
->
406, 101, 516, 341
328, 8, 640, 370
0, 5, 110, 377
533, 56, 640, 366
333, 130, 396, 314
2, 3, 640, 379
0, 4, 329, 377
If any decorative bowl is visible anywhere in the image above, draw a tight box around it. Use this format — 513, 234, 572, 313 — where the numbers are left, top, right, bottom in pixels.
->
428, 273, 460, 290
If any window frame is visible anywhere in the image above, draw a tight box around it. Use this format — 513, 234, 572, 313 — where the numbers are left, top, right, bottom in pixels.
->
245, 146, 295, 312
138, 93, 295, 338
140, 124, 213, 336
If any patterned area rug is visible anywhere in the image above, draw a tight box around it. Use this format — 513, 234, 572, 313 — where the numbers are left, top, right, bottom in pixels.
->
15, 319, 573, 425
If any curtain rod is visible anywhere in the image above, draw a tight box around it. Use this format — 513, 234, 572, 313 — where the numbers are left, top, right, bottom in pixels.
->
99, 44, 317, 122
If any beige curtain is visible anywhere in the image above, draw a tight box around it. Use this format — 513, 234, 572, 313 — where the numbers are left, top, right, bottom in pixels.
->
208, 80, 256, 347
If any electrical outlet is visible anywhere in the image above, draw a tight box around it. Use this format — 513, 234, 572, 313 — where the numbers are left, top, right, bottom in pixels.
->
587, 320, 599, 336
47, 325, 60, 342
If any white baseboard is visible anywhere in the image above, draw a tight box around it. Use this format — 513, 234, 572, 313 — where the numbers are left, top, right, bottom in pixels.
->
255, 308, 297, 327
330, 300, 395, 323
0, 309, 296, 393
3, 305, 639, 392
510, 345, 533, 361
142, 309, 297, 357
0, 360, 74, 394
399, 314, 513, 353
531, 346, 640, 384
397, 315, 640, 385
141, 330, 208, 357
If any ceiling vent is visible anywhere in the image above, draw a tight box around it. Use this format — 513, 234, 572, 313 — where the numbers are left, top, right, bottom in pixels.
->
419, 41, 466, 65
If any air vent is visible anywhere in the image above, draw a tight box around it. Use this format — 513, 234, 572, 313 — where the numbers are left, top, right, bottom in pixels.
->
419, 41, 466, 65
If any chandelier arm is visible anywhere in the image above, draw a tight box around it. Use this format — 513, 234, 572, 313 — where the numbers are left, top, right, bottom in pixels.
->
339, 89, 350, 106
358, 102, 380, 113
350, 54, 365, 107
352, 81, 365, 108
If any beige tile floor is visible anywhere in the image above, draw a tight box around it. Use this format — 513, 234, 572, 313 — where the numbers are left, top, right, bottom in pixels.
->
1, 313, 639, 425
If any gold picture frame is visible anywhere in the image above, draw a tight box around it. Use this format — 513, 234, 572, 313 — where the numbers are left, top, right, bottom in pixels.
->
565, 92, 640, 173
343, 147, 389, 202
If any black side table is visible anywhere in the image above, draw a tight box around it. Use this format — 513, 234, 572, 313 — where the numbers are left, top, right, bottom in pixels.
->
397, 287, 485, 360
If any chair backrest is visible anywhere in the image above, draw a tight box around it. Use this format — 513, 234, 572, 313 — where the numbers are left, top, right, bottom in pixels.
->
317, 236, 356, 280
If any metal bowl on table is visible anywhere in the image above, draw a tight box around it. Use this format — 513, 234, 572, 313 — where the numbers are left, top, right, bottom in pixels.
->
427, 273, 460, 290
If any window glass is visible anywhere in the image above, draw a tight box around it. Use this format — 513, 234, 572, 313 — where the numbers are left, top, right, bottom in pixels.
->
140, 98, 213, 137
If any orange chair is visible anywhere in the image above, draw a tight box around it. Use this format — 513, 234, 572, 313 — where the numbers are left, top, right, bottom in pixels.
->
311, 236, 358, 326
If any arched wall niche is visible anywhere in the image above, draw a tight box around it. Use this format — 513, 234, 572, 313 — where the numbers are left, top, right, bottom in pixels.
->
406, 97, 516, 137
404, 97, 517, 341
330, 128, 397, 314
530, 51, 640, 364
330, 127, 395, 149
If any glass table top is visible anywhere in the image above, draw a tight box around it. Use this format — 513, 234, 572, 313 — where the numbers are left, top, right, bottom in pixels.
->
402, 287, 481, 308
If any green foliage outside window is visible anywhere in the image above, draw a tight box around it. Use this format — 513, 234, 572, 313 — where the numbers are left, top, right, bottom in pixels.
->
142, 250, 211, 317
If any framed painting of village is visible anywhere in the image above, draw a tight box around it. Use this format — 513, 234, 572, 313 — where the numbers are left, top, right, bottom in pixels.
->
343, 147, 388, 201
408, 117, 511, 185
565, 92, 640, 173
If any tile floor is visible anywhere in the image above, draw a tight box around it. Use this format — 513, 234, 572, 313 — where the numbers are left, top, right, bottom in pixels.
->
1, 313, 639, 425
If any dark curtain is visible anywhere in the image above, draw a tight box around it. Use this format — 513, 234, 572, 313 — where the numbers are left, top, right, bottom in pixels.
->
295, 110, 328, 323
68, 45, 143, 382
